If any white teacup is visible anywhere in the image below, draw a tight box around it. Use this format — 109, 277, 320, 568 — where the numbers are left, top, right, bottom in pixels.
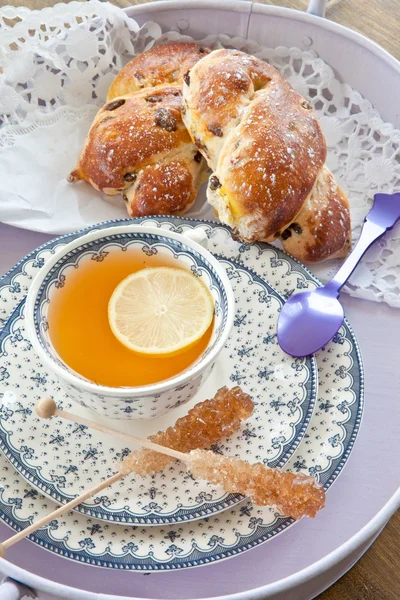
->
25, 224, 234, 419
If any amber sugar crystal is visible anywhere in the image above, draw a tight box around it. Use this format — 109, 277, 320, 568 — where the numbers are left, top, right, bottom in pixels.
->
189, 449, 326, 519
120, 386, 254, 476
119, 386, 324, 519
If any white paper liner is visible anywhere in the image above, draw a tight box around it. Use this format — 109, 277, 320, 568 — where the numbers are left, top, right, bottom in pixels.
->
1, 1, 399, 306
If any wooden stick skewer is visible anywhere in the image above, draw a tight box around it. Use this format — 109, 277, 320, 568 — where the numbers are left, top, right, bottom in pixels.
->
0, 398, 189, 557
0, 471, 124, 557
35, 397, 186, 462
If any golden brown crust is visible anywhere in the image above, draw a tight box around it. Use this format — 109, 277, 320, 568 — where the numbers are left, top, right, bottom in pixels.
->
68, 86, 206, 217
280, 166, 351, 262
184, 49, 279, 158
69, 87, 192, 192
107, 43, 211, 100
217, 87, 326, 240
68, 86, 206, 216
69, 43, 209, 217
125, 160, 198, 217
184, 48, 350, 262
184, 49, 326, 238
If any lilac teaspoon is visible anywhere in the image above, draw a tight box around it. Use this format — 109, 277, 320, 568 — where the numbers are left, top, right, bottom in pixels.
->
277, 192, 400, 357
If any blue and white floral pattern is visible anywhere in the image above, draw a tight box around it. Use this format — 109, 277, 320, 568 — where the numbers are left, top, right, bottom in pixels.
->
30, 232, 229, 419
0, 256, 316, 524
0, 217, 364, 570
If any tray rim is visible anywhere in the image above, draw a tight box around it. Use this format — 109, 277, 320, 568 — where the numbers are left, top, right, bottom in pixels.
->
0, 1, 398, 598
124, 0, 400, 75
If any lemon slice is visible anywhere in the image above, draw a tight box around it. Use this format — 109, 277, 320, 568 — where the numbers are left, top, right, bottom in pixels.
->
108, 267, 214, 355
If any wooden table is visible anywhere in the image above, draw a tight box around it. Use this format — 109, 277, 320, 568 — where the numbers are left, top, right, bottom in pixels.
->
2, 1, 400, 598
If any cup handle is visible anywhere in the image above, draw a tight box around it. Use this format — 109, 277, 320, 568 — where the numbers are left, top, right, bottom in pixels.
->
182, 227, 209, 249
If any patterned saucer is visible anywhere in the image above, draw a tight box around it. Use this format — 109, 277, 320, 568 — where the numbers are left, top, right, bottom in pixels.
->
0, 217, 363, 570
0, 255, 316, 524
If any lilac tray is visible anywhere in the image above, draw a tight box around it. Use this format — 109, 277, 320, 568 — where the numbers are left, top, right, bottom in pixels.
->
0, 2, 399, 599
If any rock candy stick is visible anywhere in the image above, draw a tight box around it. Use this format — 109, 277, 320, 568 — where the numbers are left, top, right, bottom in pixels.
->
120, 386, 254, 476
189, 449, 325, 519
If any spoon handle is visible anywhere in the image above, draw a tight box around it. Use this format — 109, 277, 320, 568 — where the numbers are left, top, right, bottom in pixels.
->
329, 192, 400, 294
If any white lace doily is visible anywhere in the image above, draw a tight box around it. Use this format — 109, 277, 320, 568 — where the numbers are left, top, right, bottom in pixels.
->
1, 1, 399, 306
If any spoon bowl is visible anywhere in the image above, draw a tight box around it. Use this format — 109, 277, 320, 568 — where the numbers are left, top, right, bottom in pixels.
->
277, 285, 344, 357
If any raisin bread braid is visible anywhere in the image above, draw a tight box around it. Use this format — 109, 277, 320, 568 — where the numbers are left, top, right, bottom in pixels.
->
68, 43, 210, 218
182, 49, 351, 262
107, 42, 210, 100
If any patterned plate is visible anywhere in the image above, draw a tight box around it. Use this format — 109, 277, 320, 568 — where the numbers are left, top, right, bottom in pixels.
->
0, 255, 316, 525
0, 217, 363, 569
